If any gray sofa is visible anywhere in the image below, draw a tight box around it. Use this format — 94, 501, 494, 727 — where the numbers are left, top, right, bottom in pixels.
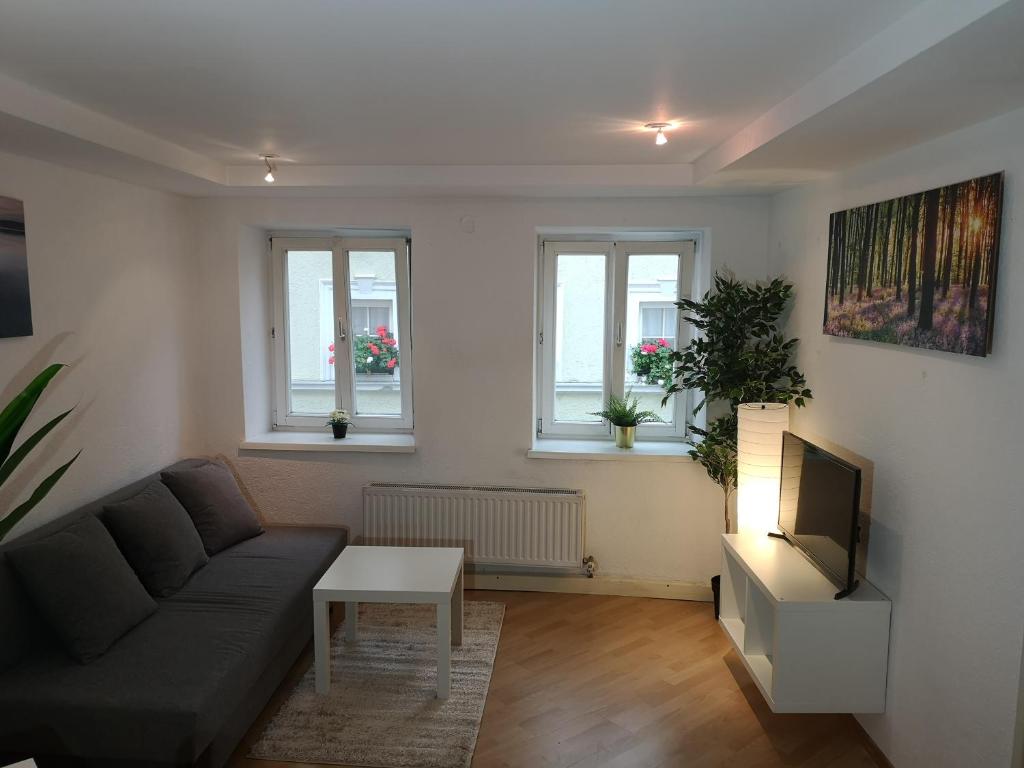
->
0, 459, 348, 767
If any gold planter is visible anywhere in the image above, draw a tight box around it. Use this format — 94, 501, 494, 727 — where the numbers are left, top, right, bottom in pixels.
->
614, 425, 635, 449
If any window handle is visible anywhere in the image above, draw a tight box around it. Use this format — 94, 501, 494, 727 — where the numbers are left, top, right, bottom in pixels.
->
615, 321, 623, 347
338, 319, 347, 342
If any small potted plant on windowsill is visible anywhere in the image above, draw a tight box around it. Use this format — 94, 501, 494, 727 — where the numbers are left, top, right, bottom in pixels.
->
591, 391, 662, 449
327, 409, 352, 439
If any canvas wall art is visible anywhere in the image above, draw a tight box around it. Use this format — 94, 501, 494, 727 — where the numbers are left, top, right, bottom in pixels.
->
0, 195, 32, 339
824, 172, 1003, 357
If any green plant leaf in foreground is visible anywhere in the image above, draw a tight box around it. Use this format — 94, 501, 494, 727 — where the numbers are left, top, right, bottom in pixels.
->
0, 450, 81, 542
0, 407, 75, 488
0, 364, 65, 466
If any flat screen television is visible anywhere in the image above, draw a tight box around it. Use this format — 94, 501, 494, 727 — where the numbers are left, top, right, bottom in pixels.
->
776, 432, 862, 599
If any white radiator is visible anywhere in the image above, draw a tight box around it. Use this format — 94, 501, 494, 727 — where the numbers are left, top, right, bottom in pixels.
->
362, 483, 585, 570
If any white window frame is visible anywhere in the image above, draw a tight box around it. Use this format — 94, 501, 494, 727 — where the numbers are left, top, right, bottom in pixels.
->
271, 236, 413, 432
537, 238, 696, 442
539, 241, 614, 438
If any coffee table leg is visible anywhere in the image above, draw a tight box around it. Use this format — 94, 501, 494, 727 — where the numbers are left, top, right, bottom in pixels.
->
345, 601, 358, 642
437, 601, 451, 699
314, 597, 330, 694
452, 567, 464, 646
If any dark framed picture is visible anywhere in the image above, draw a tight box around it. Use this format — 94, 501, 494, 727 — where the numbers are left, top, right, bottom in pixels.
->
0, 195, 32, 339
824, 172, 1003, 357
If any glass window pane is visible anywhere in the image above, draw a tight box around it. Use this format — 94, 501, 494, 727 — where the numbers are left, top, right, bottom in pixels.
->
286, 250, 335, 415
641, 307, 662, 338
554, 253, 605, 422
626, 255, 679, 425
350, 306, 369, 336
348, 251, 401, 416
368, 306, 390, 332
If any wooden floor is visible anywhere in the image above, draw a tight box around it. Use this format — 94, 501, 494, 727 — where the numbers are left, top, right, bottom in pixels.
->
230, 591, 886, 768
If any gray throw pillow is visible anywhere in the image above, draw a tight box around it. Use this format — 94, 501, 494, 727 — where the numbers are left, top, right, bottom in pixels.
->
161, 461, 263, 555
103, 481, 209, 597
6, 515, 158, 663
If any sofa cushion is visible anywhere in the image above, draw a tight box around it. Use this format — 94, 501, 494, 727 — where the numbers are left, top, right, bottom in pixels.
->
162, 461, 263, 555
5, 515, 158, 663
0, 525, 347, 764
0, 458, 209, 674
104, 480, 210, 597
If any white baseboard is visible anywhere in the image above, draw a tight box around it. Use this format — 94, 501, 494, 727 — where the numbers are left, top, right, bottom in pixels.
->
465, 572, 712, 602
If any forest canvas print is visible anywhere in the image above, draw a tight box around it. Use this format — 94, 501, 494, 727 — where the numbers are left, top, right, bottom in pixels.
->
0, 195, 32, 339
824, 172, 1003, 357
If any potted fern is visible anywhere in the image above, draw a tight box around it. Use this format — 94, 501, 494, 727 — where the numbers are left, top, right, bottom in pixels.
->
591, 390, 662, 449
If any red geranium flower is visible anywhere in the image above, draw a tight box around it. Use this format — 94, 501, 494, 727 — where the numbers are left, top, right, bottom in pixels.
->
382, 336, 396, 346
328, 356, 335, 365
375, 325, 388, 337
386, 358, 397, 369
368, 343, 381, 355
328, 342, 335, 352
641, 343, 658, 354
657, 338, 669, 347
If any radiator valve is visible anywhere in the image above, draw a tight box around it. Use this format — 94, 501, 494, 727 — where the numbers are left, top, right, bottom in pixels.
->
582, 555, 597, 578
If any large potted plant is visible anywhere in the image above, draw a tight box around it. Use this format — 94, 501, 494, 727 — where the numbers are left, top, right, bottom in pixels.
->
591, 390, 662, 449
664, 273, 810, 614
1, 364, 80, 542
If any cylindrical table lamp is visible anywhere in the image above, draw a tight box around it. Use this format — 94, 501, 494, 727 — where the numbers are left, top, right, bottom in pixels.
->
737, 403, 790, 535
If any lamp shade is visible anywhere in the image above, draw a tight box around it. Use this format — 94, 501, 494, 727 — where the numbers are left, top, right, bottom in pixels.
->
737, 403, 790, 535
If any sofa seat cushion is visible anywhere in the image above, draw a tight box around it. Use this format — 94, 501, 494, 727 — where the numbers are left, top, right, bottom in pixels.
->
0, 525, 346, 764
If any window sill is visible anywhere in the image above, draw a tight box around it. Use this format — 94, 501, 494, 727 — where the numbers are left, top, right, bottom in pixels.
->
240, 431, 416, 454
527, 439, 690, 463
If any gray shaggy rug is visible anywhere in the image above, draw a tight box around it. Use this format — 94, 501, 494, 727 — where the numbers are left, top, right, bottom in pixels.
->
249, 601, 505, 767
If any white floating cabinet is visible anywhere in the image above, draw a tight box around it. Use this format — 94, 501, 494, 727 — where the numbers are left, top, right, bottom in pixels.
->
719, 533, 891, 714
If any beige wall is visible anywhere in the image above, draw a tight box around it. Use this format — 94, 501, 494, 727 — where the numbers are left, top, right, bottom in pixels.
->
769, 107, 1024, 768
0, 150, 202, 535
194, 195, 771, 584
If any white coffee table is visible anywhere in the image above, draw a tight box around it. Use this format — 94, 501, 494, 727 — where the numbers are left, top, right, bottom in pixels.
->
312, 545, 465, 699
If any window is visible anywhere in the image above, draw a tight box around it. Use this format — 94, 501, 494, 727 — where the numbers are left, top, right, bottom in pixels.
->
272, 236, 412, 431
537, 239, 696, 440
639, 304, 676, 346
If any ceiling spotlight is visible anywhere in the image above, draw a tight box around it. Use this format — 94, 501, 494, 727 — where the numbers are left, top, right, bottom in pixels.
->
262, 155, 277, 183
645, 122, 672, 146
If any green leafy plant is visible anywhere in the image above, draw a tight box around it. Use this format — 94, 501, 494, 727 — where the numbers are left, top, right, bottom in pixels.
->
665, 273, 811, 532
590, 391, 663, 428
328, 326, 400, 375
0, 364, 80, 542
629, 339, 673, 385
354, 325, 399, 375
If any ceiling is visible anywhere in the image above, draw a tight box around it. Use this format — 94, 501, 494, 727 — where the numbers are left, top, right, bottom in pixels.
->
0, 0, 1020, 195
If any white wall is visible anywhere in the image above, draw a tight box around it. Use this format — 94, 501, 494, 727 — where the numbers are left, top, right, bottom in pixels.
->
194, 195, 770, 585
769, 108, 1024, 768
0, 151, 202, 534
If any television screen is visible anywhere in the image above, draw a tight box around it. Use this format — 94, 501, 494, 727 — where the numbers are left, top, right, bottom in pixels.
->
777, 432, 862, 595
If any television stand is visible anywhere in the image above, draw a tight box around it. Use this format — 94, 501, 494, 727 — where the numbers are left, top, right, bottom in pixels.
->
719, 533, 890, 713
762, 531, 858, 599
